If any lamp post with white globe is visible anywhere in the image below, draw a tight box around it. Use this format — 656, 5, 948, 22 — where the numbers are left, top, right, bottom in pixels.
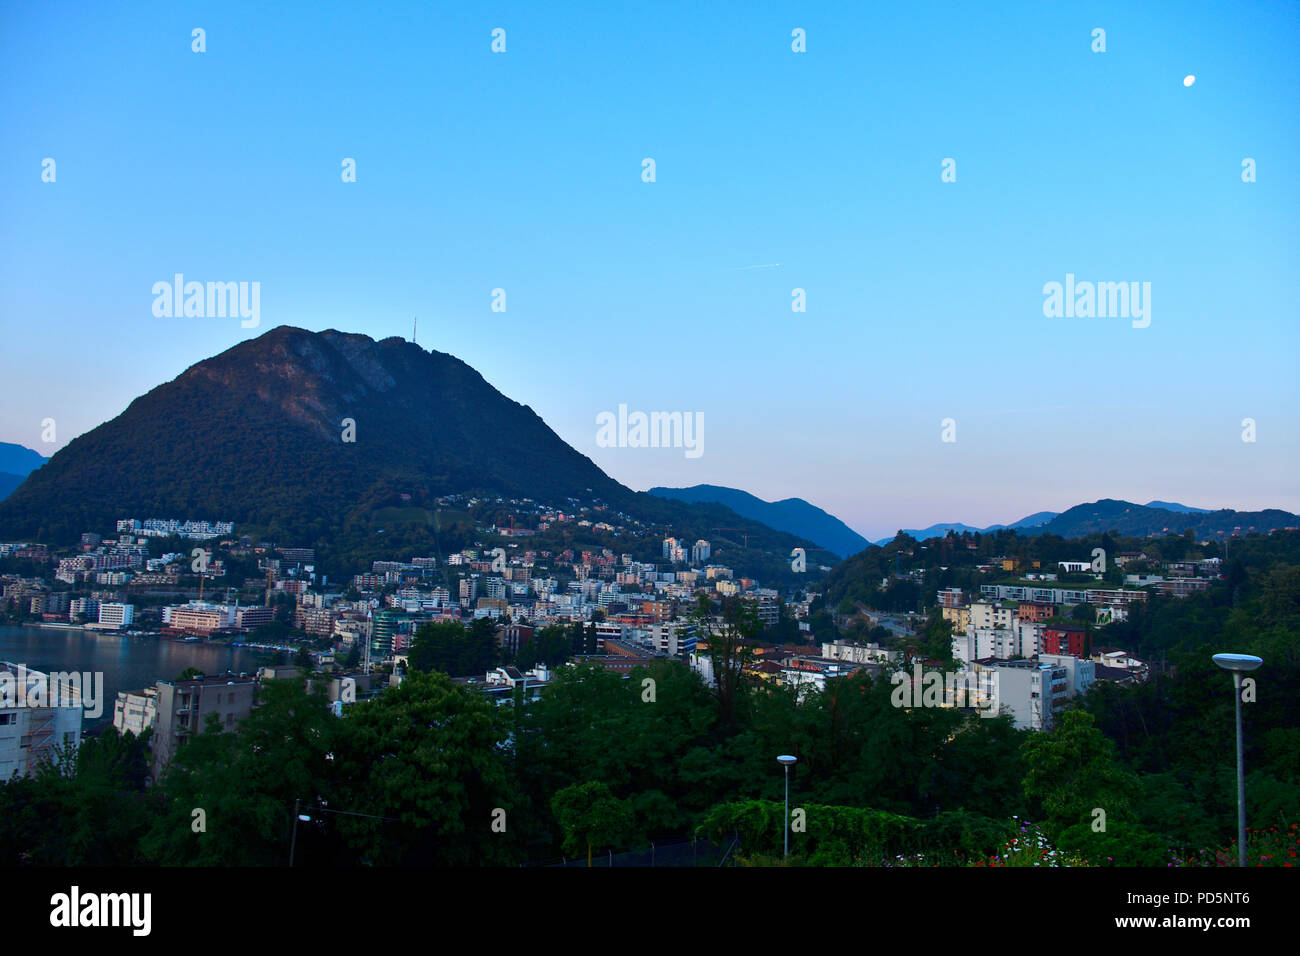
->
777, 755, 797, 859
1212, 653, 1263, 867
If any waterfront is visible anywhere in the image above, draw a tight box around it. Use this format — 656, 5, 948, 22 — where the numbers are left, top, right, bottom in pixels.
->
0, 625, 265, 726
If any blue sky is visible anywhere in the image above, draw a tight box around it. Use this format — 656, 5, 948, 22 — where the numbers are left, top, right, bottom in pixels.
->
2, 1, 1297, 540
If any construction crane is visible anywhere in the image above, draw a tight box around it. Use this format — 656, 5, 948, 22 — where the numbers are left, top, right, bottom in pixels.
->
712, 528, 750, 548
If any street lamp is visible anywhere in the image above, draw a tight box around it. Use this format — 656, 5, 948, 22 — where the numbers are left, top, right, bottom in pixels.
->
289, 798, 312, 867
1213, 653, 1263, 867
290, 800, 400, 866
777, 755, 797, 860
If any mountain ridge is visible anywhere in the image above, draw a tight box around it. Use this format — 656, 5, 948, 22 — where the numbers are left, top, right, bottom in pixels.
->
648, 484, 871, 558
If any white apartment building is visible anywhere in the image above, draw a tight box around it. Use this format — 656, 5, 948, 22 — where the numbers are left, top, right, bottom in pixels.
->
969, 602, 1016, 631
113, 687, 158, 736
1038, 654, 1096, 697
1015, 619, 1045, 657
644, 622, 695, 658
972, 659, 1069, 731
97, 602, 135, 629
822, 640, 900, 665
0, 663, 83, 779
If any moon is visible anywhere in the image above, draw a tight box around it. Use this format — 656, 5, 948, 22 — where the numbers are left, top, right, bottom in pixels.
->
1183, 75, 1196, 87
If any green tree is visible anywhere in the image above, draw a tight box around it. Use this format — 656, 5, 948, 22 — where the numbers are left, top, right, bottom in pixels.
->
690, 594, 759, 735
551, 781, 634, 866
143, 678, 340, 865
1022, 710, 1139, 840
331, 670, 522, 865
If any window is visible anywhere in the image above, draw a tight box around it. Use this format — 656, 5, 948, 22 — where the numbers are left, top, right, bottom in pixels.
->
0, 713, 15, 725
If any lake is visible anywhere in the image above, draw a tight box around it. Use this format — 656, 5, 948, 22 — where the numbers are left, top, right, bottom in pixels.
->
0, 625, 265, 727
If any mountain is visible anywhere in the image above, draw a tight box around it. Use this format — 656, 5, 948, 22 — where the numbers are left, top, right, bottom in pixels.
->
0, 442, 49, 503
0, 327, 633, 546
0, 474, 27, 501
870, 499, 1296, 545
1144, 500, 1211, 514
0, 328, 816, 578
0, 442, 48, 477
1031, 499, 1296, 539
1000, 511, 1060, 529
648, 484, 870, 558
871, 511, 1058, 546
873, 522, 983, 545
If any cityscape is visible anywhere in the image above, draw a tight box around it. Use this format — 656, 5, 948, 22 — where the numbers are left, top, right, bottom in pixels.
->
1, 0, 1296, 938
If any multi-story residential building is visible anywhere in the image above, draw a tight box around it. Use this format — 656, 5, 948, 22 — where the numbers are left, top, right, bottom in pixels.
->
691, 540, 711, 565
938, 587, 964, 609
746, 594, 780, 628
941, 605, 970, 634
97, 602, 135, 630
31, 592, 72, 616
1154, 579, 1211, 598
496, 623, 535, 657
779, 656, 868, 693
1017, 601, 1054, 623
1015, 619, 1045, 657
151, 674, 257, 778
979, 584, 1146, 608
162, 602, 233, 635
69, 597, 99, 620
641, 622, 696, 658
236, 605, 275, 630
1042, 624, 1089, 658
370, 610, 404, 660
952, 628, 1019, 663
1085, 589, 1147, 609
113, 687, 158, 736
0, 663, 84, 779
459, 577, 478, 606
821, 640, 900, 665
969, 601, 1015, 631
972, 659, 1069, 731
1038, 654, 1096, 698
292, 604, 335, 635
477, 665, 552, 703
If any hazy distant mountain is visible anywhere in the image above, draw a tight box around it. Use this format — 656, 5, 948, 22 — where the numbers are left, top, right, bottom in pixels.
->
649, 484, 870, 558
870, 500, 1294, 545
0, 442, 48, 502
1144, 500, 1211, 514
1032, 499, 1296, 539
999, 511, 1061, 529
0, 442, 47, 475
872, 511, 1058, 545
